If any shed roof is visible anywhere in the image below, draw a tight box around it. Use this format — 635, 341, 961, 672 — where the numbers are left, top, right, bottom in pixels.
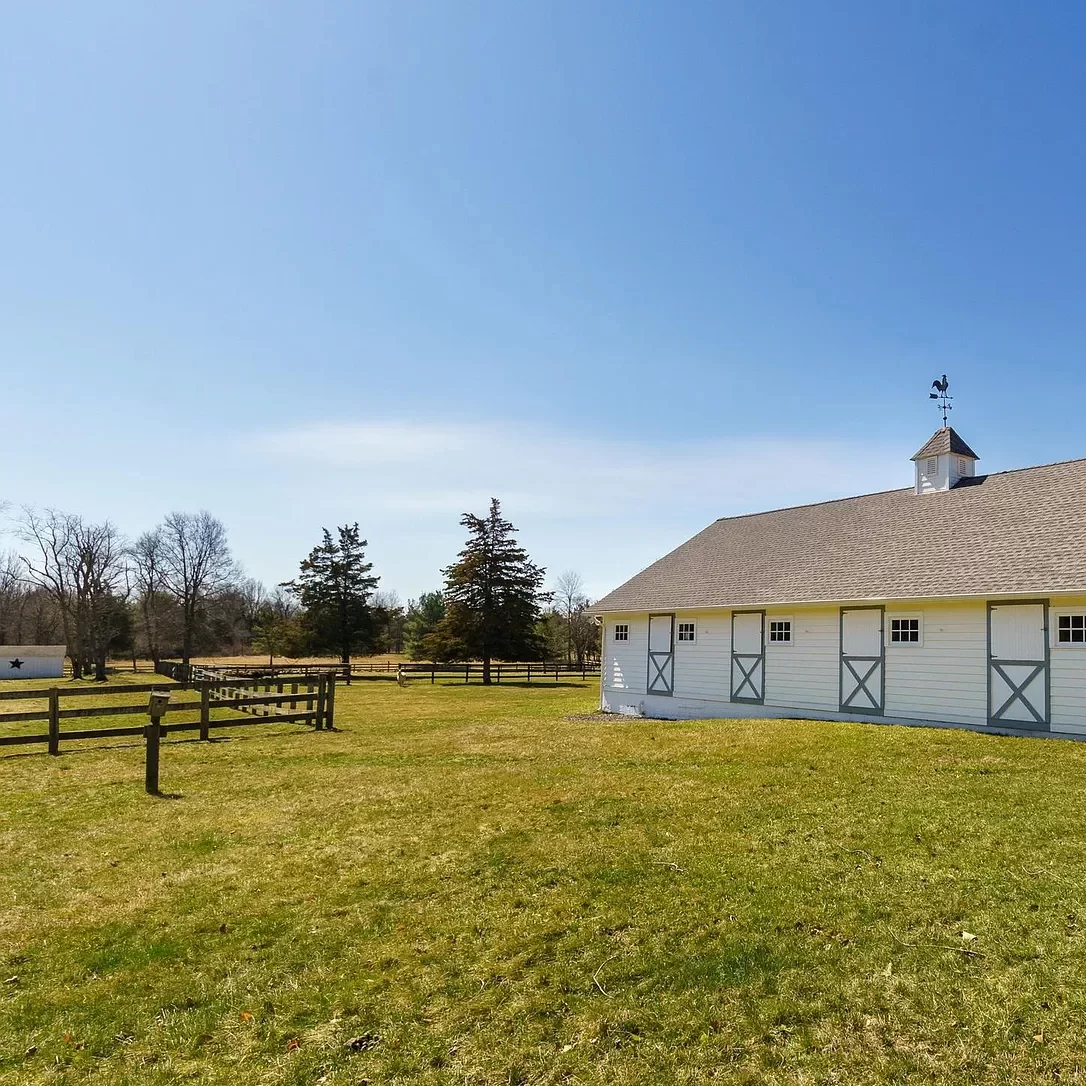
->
595, 457, 1086, 613
0, 646, 67, 657
911, 426, 980, 461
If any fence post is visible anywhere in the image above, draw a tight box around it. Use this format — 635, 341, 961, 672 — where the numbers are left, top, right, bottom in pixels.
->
200, 680, 210, 741
527, 665, 531, 684
465, 664, 469, 684
325, 675, 336, 730
431, 666, 435, 684
315, 675, 326, 730
145, 691, 170, 796
48, 688, 60, 755
496, 663, 501, 684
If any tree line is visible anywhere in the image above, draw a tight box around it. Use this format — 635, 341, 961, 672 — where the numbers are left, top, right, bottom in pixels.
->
0, 499, 598, 681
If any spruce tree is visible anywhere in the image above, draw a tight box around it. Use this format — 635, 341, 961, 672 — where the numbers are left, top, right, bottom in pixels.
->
431, 499, 550, 683
282, 524, 379, 664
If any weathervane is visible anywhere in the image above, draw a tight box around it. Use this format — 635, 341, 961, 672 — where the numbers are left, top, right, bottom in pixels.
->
929, 374, 952, 428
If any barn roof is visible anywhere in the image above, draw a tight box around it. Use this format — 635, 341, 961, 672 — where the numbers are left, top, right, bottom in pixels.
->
595, 457, 1086, 613
911, 426, 980, 461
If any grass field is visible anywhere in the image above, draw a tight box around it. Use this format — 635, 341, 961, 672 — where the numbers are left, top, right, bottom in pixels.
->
4, 681, 1086, 1083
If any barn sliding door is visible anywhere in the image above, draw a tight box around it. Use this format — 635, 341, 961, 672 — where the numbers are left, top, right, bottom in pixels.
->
730, 611, 765, 704
840, 607, 884, 714
646, 613, 675, 696
988, 601, 1049, 729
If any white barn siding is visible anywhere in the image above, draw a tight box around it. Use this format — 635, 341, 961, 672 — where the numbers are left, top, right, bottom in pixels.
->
764, 608, 838, 712
602, 614, 648, 704
601, 598, 1086, 736
1050, 596, 1086, 735
672, 612, 731, 702
883, 602, 988, 727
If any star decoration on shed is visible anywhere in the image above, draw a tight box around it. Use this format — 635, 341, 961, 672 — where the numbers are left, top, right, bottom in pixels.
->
9, 659, 23, 669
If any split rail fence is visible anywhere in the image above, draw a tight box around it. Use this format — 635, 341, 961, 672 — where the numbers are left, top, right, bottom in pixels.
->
0, 674, 334, 756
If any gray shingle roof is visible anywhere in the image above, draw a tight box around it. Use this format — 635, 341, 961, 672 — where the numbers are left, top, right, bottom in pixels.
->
595, 457, 1086, 613
911, 426, 980, 461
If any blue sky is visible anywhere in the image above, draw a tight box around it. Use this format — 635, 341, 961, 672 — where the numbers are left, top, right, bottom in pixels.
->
2, 2, 1085, 601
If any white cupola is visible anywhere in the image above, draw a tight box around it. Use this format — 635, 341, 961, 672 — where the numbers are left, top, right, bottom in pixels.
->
911, 427, 980, 495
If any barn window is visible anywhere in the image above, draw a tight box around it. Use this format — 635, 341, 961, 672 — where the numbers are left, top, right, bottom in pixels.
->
613, 623, 629, 642
890, 617, 921, 643
1057, 615, 1086, 645
926, 458, 937, 476
677, 621, 696, 643
769, 619, 792, 644
958, 458, 971, 476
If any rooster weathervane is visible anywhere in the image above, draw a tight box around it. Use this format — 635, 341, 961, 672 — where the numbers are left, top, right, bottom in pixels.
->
929, 374, 952, 428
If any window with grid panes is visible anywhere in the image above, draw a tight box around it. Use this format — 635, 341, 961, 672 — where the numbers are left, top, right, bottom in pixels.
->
890, 617, 920, 643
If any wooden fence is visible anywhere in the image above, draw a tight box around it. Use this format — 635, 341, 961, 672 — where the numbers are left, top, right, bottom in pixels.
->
157, 660, 600, 686
0, 675, 334, 756
398, 662, 599, 684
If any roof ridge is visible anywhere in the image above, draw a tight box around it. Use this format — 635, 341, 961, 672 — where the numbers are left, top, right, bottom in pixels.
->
712, 454, 1086, 524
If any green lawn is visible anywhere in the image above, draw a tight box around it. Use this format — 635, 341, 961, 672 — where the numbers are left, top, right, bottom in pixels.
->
3, 680, 1086, 1084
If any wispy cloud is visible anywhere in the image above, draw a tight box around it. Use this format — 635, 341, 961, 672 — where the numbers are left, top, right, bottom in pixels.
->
242, 419, 911, 599
0, 416, 916, 602
249, 419, 908, 519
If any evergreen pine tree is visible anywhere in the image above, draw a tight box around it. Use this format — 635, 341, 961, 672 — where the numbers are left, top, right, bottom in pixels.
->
430, 499, 550, 683
404, 590, 446, 660
282, 524, 379, 664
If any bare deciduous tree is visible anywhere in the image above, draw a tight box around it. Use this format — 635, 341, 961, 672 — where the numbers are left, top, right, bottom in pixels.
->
20, 509, 127, 679
235, 577, 268, 639
553, 569, 587, 667
0, 550, 28, 644
128, 528, 175, 667
158, 511, 235, 666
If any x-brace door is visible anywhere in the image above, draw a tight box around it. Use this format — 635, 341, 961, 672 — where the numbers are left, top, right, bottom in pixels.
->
840, 607, 885, 714
988, 601, 1049, 729
646, 613, 675, 696
731, 611, 765, 704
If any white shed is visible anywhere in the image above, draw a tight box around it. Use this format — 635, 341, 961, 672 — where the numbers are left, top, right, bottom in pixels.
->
595, 427, 1086, 738
0, 646, 67, 681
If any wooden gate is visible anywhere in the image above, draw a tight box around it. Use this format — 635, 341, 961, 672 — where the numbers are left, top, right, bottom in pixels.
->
840, 607, 885, 714
730, 611, 765, 704
646, 613, 675, 696
988, 601, 1049, 729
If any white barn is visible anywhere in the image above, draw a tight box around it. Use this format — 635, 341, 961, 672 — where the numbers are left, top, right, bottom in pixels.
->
0, 646, 67, 681
596, 427, 1086, 737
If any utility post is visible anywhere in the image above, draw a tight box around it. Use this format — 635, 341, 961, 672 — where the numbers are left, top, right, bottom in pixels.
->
145, 691, 171, 795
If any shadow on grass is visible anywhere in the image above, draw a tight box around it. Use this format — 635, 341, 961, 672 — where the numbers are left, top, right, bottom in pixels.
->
0, 726, 321, 762
404, 680, 593, 690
